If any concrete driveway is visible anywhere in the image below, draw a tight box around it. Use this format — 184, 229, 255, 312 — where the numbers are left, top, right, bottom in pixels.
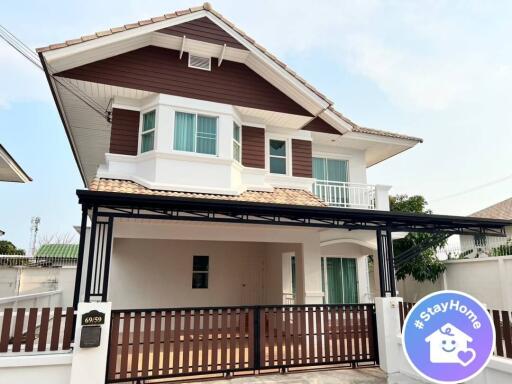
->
185, 368, 423, 384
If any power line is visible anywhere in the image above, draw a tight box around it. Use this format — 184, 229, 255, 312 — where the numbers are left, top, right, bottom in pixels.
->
0, 25, 110, 121
430, 173, 512, 203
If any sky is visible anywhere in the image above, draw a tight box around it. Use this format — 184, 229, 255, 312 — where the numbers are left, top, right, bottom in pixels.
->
1, 0, 512, 250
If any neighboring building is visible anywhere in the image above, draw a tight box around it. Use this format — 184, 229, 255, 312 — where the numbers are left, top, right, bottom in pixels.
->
0, 144, 31, 183
36, 243, 79, 266
455, 198, 512, 259
0, 144, 31, 237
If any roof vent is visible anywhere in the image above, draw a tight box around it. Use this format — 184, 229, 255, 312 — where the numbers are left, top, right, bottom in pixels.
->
188, 54, 211, 71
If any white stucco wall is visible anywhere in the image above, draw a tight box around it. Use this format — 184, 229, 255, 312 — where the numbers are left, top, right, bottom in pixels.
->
398, 256, 512, 310
0, 353, 72, 384
0, 268, 76, 307
109, 238, 297, 308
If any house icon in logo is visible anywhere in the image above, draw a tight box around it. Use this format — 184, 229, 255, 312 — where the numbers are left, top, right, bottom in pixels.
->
425, 323, 473, 364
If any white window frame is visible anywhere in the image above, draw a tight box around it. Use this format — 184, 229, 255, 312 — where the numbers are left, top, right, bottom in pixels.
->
192, 255, 209, 289
139, 109, 157, 154
173, 110, 219, 156
267, 135, 291, 176
312, 152, 351, 183
233, 121, 242, 163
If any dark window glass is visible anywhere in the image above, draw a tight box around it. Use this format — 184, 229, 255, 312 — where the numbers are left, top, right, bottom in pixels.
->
192, 256, 209, 289
192, 272, 208, 289
269, 139, 287, 174
193, 255, 209, 271
269, 139, 286, 156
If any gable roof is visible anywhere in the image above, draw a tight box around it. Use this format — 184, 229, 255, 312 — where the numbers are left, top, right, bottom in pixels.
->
36, 3, 333, 107
471, 197, 512, 220
36, 2, 421, 144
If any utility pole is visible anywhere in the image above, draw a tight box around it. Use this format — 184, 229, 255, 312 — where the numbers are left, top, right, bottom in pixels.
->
28, 216, 40, 256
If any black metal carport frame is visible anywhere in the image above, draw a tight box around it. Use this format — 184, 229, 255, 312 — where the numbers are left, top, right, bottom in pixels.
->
73, 189, 511, 309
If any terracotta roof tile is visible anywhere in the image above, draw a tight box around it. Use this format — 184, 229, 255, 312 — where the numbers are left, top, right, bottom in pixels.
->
89, 178, 327, 207
96, 30, 112, 37
110, 27, 126, 33
471, 198, 512, 220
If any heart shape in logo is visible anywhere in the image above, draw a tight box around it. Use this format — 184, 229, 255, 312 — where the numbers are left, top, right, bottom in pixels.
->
457, 348, 476, 367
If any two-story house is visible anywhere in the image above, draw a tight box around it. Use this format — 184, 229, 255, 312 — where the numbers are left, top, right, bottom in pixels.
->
35, 3, 438, 381
38, 3, 422, 312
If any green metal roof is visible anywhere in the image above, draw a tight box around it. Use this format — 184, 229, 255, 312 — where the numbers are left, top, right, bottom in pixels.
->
36, 244, 79, 258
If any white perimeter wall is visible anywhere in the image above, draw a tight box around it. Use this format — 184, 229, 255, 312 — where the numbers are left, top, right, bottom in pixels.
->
0, 353, 71, 384
398, 256, 512, 310
0, 268, 76, 307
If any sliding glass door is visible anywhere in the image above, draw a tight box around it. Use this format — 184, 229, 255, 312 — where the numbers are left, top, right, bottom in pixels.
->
313, 158, 349, 206
324, 257, 358, 304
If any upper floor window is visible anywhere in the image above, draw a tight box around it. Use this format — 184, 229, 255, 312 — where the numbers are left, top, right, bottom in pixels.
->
269, 139, 287, 174
140, 110, 156, 153
233, 123, 241, 162
174, 112, 217, 155
313, 157, 348, 183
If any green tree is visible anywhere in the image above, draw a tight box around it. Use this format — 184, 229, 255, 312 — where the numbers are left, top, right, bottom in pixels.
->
390, 194, 446, 283
0, 240, 25, 255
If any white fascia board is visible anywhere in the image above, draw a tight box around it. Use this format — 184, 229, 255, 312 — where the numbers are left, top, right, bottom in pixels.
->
42, 11, 210, 71
343, 131, 419, 147
43, 9, 351, 135
318, 109, 353, 133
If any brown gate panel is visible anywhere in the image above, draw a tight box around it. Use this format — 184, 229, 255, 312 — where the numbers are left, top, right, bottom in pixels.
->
106, 304, 377, 383
259, 304, 377, 369
107, 307, 255, 382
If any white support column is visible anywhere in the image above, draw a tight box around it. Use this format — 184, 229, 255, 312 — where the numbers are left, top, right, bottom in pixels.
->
301, 235, 324, 304
375, 296, 403, 374
375, 185, 392, 211
70, 302, 112, 384
357, 256, 372, 303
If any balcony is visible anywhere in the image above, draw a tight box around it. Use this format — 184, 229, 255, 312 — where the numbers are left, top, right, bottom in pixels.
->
313, 181, 390, 210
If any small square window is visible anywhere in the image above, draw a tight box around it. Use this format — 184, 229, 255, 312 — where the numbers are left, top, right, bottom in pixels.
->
192, 255, 209, 289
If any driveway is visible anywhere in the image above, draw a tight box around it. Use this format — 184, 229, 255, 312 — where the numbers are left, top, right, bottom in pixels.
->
185, 368, 423, 384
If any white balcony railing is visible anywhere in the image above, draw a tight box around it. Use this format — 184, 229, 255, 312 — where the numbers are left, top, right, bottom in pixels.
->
313, 181, 376, 209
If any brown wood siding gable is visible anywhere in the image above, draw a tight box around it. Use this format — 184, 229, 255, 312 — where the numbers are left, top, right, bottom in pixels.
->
158, 17, 247, 50
292, 139, 312, 178
302, 117, 341, 135
109, 108, 140, 155
56, 46, 311, 116
241, 126, 264, 169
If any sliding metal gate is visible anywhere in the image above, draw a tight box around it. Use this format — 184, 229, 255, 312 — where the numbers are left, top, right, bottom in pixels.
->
106, 304, 378, 383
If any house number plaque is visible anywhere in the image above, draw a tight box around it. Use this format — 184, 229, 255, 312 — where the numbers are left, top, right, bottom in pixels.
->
81, 310, 105, 326
80, 310, 105, 348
